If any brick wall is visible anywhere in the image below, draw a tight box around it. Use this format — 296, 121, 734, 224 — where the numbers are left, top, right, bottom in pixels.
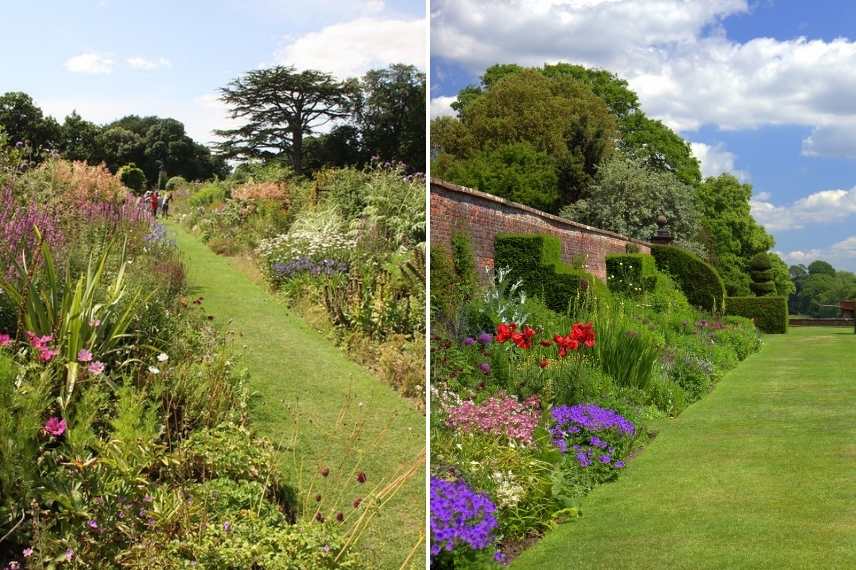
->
430, 178, 651, 281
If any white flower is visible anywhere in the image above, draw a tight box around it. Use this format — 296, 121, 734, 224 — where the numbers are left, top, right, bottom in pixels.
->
157, 352, 169, 362
148, 366, 160, 375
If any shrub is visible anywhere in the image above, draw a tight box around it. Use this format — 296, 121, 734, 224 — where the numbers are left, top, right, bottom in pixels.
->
651, 244, 725, 311
169, 423, 278, 483
118, 163, 147, 193
749, 252, 777, 297
605, 253, 657, 295
165, 175, 187, 191
725, 296, 788, 334
494, 233, 606, 313
189, 182, 229, 207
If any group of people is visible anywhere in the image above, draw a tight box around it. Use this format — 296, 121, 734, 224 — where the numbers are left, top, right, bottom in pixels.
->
140, 190, 172, 218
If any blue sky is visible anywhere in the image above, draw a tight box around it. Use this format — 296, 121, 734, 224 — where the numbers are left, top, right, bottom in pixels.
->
0, 0, 425, 145
431, 0, 856, 271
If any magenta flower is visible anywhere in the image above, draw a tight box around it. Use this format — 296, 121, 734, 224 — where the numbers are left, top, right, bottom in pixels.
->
23, 548, 33, 558
43, 417, 67, 437
0, 333, 12, 348
65, 548, 74, 561
77, 349, 93, 362
37, 348, 59, 362
88, 361, 105, 375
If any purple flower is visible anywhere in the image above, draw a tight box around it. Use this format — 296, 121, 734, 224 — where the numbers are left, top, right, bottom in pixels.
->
479, 362, 491, 375
576, 452, 591, 468
614, 460, 626, 469
430, 478, 497, 557
494, 551, 508, 564
43, 417, 66, 437
463, 337, 475, 346
477, 332, 493, 345
65, 548, 74, 561
223, 521, 232, 532
589, 435, 607, 449
87, 519, 98, 529
599, 454, 612, 464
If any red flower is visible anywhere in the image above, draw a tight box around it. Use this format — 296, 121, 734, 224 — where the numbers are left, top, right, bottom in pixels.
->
356, 471, 367, 484
539, 358, 550, 369
320, 467, 330, 477
554, 334, 579, 358
496, 323, 517, 343
510, 325, 536, 349
571, 322, 596, 348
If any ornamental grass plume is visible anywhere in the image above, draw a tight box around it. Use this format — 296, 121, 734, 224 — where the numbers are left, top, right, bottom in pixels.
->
430, 477, 498, 557
446, 393, 540, 444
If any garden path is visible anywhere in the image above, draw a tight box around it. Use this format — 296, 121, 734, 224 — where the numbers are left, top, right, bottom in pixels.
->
513, 327, 856, 569
168, 223, 425, 569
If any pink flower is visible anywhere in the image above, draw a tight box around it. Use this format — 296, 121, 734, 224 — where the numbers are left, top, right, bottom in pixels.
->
43, 417, 67, 437
88, 361, 105, 375
0, 333, 12, 348
77, 349, 93, 362
26, 332, 53, 349
38, 348, 59, 362
88, 318, 101, 327
446, 393, 540, 445
23, 547, 33, 558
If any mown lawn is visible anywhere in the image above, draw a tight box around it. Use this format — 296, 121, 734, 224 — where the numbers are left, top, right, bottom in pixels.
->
513, 327, 856, 569
169, 223, 425, 569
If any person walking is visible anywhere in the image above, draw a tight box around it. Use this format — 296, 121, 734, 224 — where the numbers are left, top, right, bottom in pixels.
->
161, 193, 172, 217
149, 191, 159, 218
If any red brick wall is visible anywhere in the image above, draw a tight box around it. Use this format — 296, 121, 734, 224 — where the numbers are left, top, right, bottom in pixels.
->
430, 179, 651, 281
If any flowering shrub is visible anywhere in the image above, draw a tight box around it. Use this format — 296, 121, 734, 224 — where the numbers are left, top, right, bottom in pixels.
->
232, 180, 289, 203
430, 477, 498, 561
446, 394, 540, 445
549, 404, 635, 471
272, 257, 349, 280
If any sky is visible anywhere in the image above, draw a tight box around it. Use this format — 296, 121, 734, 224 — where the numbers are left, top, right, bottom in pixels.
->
0, 0, 425, 144
430, 0, 856, 271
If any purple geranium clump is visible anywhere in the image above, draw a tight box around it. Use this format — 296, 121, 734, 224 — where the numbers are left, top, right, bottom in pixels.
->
550, 403, 635, 470
430, 477, 497, 558
271, 257, 348, 280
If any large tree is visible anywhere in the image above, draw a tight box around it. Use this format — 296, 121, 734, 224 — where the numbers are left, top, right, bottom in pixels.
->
216, 66, 353, 174
353, 64, 426, 171
695, 174, 775, 296
0, 92, 61, 157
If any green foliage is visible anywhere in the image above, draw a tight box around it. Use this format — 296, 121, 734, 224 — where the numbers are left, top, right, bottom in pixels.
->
118, 162, 147, 193
561, 153, 700, 245
808, 259, 835, 276
618, 113, 701, 185
696, 174, 775, 296
650, 244, 726, 312
438, 142, 560, 211
170, 423, 278, 483
725, 296, 788, 334
605, 254, 657, 295
768, 253, 795, 297
494, 233, 605, 313
165, 175, 187, 191
189, 182, 229, 207
788, 260, 856, 316
749, 252, 777, 297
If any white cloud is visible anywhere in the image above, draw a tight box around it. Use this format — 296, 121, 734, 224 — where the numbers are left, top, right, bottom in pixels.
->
431, 0, 856, 156
430, 96, 456, 118
690, 141, 748, 181
127, 56, 172, 71
64, 52, 114, 74
779, 236, 856, 270
276, 17, 426, 79
751, 185, 856, 231
801, 121, 856, 158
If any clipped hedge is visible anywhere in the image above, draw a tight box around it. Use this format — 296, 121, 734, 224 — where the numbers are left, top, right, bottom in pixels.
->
494, 233, 607, 312
726, 296, 788, 334
650, 244, 726, 312
606, 253, 657, 295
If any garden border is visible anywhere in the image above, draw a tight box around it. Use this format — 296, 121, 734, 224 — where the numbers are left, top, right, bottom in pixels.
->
430, 178, 651, 281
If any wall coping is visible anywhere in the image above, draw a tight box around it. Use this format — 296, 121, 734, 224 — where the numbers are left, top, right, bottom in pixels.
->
431, 177, 652, 247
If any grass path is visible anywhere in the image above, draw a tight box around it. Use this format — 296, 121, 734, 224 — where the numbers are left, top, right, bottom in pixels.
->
168, 223, 425, 569
513, 327, 856, 569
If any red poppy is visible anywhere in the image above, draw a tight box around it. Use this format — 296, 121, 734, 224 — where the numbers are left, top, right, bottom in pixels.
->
571, 322, 596, 348
511, 325, 536, 349
496, 323, 517, 343
554, 334, 579, 357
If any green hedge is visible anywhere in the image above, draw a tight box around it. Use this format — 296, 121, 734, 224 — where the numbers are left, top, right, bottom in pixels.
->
725, 296, 788, 334
494, 234, 607, 313
650, 244, 726, 311
606, 253, 657, 295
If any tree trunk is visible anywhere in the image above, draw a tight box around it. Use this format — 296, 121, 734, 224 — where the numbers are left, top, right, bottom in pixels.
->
292, 127, 303, 174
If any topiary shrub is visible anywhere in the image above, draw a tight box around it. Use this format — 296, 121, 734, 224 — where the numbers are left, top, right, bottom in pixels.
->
606, 253, 657, 295
165, 175, 187, 191
494, 233, 607, 313
725, 296, 788, 334
650, 244, 726, 312
749, 252, 776, 297
118, 163, 147, 194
